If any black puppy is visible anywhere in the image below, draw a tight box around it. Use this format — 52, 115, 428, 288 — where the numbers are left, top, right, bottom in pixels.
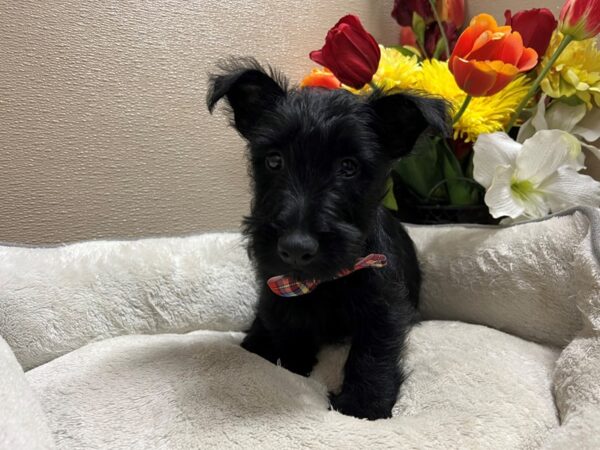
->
207, 59, 448, 420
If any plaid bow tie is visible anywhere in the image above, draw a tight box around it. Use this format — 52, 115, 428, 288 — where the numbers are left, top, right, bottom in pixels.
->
267, 253, 387, 298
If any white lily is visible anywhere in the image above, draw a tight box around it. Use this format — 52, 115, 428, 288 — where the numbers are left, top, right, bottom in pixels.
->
474, 130, 600, 222
517, 95, 600, 165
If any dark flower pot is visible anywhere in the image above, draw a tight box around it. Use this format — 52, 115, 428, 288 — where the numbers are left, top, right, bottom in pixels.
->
393, 203, 499, 225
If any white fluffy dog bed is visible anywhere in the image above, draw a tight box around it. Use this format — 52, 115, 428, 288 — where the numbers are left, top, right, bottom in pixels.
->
1, 208, 599, 449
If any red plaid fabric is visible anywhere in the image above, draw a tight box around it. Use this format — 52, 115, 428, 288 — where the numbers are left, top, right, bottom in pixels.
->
267, 253, 387, 298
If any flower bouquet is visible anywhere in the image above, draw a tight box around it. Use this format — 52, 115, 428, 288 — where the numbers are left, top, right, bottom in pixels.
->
302, 0, 600, 224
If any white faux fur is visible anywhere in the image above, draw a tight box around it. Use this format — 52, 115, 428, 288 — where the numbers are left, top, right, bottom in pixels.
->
0, 336, 54, 449
1, 208, 600, 448
0, 213, 592, 370
0, 233, 256, 370
26, 322, 560, 449
407, 212, 590, 346
543, 228, 600, 449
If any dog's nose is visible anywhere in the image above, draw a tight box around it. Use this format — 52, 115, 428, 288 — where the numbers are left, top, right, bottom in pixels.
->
277, 232, 319, 267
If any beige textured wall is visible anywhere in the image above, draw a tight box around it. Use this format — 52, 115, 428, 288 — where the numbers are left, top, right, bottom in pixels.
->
468, 0, 562, 18
1, 0, 597, 244
0, 0, 399, 244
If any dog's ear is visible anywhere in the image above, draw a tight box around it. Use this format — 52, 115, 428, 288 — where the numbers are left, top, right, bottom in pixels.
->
370, 92, 450, 157
207, 60, 287, 140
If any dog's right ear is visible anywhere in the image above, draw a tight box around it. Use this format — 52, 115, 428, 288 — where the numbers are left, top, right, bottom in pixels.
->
370, 92, 450, 158
207, 61, 287, 140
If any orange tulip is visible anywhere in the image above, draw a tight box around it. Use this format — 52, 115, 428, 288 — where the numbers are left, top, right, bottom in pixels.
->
449, 14, 538, 97
399, 26, 418, 47
300, 68, 342, 89
438, 0, 465, 29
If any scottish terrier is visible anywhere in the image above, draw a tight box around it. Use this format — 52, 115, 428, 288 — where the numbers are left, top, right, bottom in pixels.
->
207, 59, 448, 420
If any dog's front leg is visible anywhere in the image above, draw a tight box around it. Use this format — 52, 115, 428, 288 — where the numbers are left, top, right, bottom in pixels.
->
241, 316, 279, 364
276, 334, 319, 377
242, 317, 318, 377
330, 315, 407, 420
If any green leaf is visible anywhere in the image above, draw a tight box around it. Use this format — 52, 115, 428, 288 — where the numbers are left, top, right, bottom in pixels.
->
560, 95, 586, 107
441, 142, 479, 205
432, 38, 446, 59
382, 177, 398, 211
411, 12, 426, 51
388, 45, 422, 59
394, 135, 447, 202
465, 152, 475, 179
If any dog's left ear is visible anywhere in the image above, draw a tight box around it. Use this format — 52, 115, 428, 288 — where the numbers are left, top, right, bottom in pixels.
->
370, 92, 450, 157
207, 59, 287, 140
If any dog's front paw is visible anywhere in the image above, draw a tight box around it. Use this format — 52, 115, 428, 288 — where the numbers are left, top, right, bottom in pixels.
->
241, 332, 278, 364
329, 391, 393, 420
280, 353, 317, 377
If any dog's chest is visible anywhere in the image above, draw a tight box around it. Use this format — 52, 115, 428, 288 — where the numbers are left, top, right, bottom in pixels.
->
264, 273, 369, 343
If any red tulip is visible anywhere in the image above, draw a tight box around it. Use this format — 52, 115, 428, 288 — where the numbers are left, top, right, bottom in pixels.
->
391, 0, 435, 26
300, 68, 342, 89
559, 0, 600, 40
391, 0, 465, 28
310, 15, 380, 89
451, 138, 473, 160
401, 22, 459, 60
425, 21, 459, 60
445, 0, 465, 29
449, 14, 538, 97
505, 8, 558, 57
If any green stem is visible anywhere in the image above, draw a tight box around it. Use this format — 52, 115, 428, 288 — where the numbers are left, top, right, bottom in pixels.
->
426, 177, 484, 200
453, 95, 472, 123
416, 40, 428, 58
428, 0, 450, 58
505, 34, 574, 131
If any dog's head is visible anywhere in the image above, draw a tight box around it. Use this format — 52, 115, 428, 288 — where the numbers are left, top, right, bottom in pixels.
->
208, 59, 448, 279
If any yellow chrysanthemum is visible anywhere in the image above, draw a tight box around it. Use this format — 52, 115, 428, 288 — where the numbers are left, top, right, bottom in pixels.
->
373, 46, 422, 91
419, 60, 533, 142
347, 46, 422, 94
541, 32, 600, 108
341, 48, 533, 142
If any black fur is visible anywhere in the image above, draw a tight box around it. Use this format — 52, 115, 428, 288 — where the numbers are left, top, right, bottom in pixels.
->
207, 59, 449, 420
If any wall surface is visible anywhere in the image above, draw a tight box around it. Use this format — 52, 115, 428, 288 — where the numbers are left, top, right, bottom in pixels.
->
0, 0, 399, 244
1, 0, 596, 244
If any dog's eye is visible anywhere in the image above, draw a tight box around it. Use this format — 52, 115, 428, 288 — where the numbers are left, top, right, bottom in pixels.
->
265, 152, 283, 171
339, 158, 359, 178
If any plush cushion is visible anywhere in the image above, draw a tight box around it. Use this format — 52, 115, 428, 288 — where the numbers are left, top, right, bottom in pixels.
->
0, 233, 256, 370
1, 207, 600, 448
408, 212, 591, 347
26, 321, 559, 449
0, 211, 592, 370
0, 336, 54, 449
